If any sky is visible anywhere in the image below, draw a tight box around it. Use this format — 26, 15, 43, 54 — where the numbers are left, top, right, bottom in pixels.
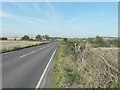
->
0, 2, 118, 38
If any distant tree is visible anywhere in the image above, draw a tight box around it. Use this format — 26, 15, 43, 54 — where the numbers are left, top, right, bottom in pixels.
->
87, 38, 94, 44
21, 35, 30, 40
63, 38, 67, 42
0, 37, 7, 40
44, 35, 49, 40
107, 39, 118, 47
14, 37, 17, 41
29, 39, 34, 41
36, 35, 42, 41
94, 36, 107, 47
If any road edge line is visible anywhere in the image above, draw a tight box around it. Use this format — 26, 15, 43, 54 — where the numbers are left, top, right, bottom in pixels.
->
35, 47, 57, 89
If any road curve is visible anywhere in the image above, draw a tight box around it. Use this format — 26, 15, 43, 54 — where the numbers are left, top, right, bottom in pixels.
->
2, 42, 58, 88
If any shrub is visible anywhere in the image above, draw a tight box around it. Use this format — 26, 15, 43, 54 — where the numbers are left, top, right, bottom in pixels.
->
36, 35, 42, 41
44, 35, 50, 40
107, 39, 118, 47
0, 37, 7, 40
63, 38, 67, 42
89, 36, 110, 47
21, 35, 30, 40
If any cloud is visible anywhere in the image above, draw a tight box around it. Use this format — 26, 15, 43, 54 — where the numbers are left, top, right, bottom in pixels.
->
45, 0, 55, 17
1, 10, 49, 24
69, 12, 96, 24
23, 16, 49, 24
97, 13, 107, 17
33, 3, 40, 11
10, 2, 31, 11
15, 16, 48, 24
69, 15, 84, 23
0, 11, 17, 18
69, 12, 112, 25
0, 11, 3, 17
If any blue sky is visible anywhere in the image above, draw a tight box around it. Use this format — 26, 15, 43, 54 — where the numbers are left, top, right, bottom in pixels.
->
0, 2, 118, 38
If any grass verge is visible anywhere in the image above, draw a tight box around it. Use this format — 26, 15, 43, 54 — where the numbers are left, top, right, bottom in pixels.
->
52, 41, 84, 88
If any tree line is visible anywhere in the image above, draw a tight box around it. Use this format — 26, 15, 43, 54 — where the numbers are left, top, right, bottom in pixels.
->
0, 35, 53, 41
87, 36, 118, 47
21, 35, 50, 41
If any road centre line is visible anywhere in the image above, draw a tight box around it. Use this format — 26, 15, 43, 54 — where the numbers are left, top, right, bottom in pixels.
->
39, 47, 46, 50
29, 51, 36, 54
19, 46, 47, 58
19, 50, 36, 58
19, 45, 48, 59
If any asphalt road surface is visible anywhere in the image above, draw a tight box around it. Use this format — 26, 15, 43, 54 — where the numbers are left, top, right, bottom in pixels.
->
2, 42, 58, 88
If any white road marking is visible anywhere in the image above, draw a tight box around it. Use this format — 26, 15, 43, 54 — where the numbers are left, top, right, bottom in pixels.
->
39, 47, 45, 50
35, 47, 57, 89
19, 54, 28, 58
19, 50, 36, 58
29, 51, 36, 54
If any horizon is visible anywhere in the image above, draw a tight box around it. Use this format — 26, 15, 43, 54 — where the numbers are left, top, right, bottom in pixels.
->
0, 2, 118, 38
0, 34, 118, 39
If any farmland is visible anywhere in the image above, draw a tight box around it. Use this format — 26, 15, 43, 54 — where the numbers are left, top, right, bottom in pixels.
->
0, 40, 49, 53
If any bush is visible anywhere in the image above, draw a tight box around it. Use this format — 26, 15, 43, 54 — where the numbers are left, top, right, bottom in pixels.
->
63, 38, 67, 42
44, 35, 50, 40
36, 35, 42, 41
107, 39, 118, 47
89, 36, 111, 47
21, 35, 30, 40
29, 39, 34, 41
0, 37, 7, 40
94, 36, 105, 47
87, 38, 94, 44
64, 66, 80, 85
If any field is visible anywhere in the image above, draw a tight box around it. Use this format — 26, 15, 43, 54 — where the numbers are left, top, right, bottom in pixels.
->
52, 40, 119, 88
0, 40, 49, 53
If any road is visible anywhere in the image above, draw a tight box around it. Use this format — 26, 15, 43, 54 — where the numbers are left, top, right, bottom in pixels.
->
2, 42, 58, 88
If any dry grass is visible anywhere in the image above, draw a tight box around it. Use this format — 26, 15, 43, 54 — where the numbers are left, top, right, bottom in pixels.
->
0, 40, 48, 53
76, 45, 119, 88
52, 41, 119, 88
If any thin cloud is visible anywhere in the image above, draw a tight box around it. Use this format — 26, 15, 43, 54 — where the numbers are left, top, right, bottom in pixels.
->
69, 15, 84, 23
69, 12, 95, 24
69, 12, 110, 24
0, 11, 16, 17
10, 2, 31, 11
23, 16, 49, 24
46, 0, 55, 17
0, 11, 3, 17
33, 3, 40, 11
1, 11, 48, 24
43, 1, 63, 25
97, 13, 107, 17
